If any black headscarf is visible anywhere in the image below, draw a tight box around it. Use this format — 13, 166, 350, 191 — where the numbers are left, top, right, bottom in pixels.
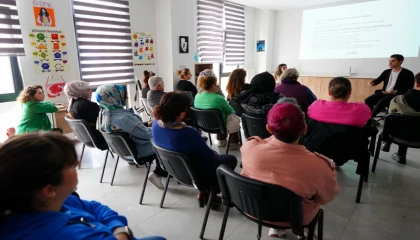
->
238, 71, 280, 105
251, 71, 276, 94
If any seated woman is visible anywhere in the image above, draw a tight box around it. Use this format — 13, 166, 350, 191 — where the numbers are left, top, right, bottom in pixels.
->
308, 77, 371, 127
274, 68, 317, 113
64, 80, 107, 150
238, 71, 281, 117
96, 84, 167, 190
152, 92, 237, 207
194, 76, 241, 148
16, 85, 58, 134
0, 133, 166, 240
141, 70, 155, 98
176, 68, 197, 99
241, 103, 340, 239
196, 69, 225, 97
226, 68, 251, 101
274, 63, 287, 84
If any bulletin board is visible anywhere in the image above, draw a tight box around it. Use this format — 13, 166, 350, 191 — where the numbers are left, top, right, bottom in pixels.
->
33, 0, 56, 27
132, 32, 156, 66
29, 29, 70, 73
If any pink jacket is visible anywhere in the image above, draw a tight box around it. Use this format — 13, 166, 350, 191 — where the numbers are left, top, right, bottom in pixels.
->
308, 100, 371, 127
241, 136, 340, 225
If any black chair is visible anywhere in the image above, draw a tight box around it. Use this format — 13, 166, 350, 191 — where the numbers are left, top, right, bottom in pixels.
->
65, 116, 111, 171
372, 113, 420, 172
241, 113, 272, 139
208, 165, 323, 240
190, 107, 239, 154
101, 132, 156, 205
141, 98, 154, 121
229, 96, 243, 116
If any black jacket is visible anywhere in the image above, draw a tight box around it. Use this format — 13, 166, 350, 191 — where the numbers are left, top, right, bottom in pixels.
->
300, 118, 373, 175
373, 68, 414, 94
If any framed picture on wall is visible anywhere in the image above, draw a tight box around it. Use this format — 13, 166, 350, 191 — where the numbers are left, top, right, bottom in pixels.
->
179, 36, 189, 53
256, 40, 265, 52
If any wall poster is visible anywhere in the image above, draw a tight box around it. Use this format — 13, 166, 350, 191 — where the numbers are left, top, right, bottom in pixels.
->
132, 32, 155, 66
29, 29, 70, 73
45, 74, 66, 98
33, 0, 56, 27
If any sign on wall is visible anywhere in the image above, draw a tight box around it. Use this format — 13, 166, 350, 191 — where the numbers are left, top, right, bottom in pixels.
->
33, 0, 56, 27
29, 29, 70, 73
132, 32, 156, 66
45, 74, 66, 98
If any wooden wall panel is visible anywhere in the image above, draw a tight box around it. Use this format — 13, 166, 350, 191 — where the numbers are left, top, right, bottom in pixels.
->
319, 77, 333, 100
303, 77, 322, 99
348, 78, 371, 102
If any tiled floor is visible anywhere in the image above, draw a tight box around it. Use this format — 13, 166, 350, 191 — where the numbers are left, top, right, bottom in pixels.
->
74, 133, 420, 240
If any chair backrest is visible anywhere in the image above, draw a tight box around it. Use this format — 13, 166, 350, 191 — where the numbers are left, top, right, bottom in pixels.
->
141, 98, 154, 117
229, 97, 243, 116
216, 165, 304, 236
101, 132, 138, 162
65, 115, 102, 149
183, 91, 194, 106
383, 113, 420, 147
241, 113, 271, 139
151, 141, 205, 190
190, 107, 227, 134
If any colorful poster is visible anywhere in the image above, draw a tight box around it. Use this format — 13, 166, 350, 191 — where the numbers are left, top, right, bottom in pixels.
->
132, 32, 155, 66
33, 0, 55, 27
45, 74, 66, 98
29, 29, 70, 73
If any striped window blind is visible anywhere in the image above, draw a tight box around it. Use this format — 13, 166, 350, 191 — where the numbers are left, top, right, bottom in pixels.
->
0, 0, 24, 56
73, 0, 134, 86
224, 1, 245, 65
197, 0, 224, 63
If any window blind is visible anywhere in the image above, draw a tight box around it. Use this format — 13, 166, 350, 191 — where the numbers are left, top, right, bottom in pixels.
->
73, 0, 134, 86
224, 1, 245, 65
197, 0, 224, 63
0, 0, 24, 56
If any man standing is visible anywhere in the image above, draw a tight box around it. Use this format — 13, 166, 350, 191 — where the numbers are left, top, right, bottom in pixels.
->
147, 76, 166, 109
365, 54, 414, 117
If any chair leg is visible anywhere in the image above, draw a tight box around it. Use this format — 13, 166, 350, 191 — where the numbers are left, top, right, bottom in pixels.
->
208, 133, 212, 145
226, 133, 232, 154
139, 162, 152, 205
372, 134, 382, 173
78, 144, 86, 169
370, 133, 377, 157
257, 223, 262, 240
160, 176, 171, 208
100, 150, 109, 183
239, 131, 243, 146
109, 151, 115, 159
218, 203, 231, 240
307, 226, 315, 240
317, 209, 324, 240
355, 174, 364, 203
110, 156, 120, 186
200, 188, 214, 239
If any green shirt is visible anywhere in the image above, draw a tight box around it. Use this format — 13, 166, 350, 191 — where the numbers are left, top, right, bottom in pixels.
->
16, 101, 58, 134
194, 91, 233, 123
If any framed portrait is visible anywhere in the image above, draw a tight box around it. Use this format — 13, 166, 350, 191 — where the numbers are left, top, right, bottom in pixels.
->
179, 36, 189, 53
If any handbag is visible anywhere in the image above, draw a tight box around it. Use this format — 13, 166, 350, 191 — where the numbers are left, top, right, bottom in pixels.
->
226, 114, 241, 133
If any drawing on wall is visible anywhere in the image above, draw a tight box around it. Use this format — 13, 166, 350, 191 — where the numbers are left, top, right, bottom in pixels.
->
256, 40, 265, 52
132, 32, 155, 66
45, 74, 66, 98
29, 29, 70, 73
179, 36, 189, 53
33, 0, 55, 27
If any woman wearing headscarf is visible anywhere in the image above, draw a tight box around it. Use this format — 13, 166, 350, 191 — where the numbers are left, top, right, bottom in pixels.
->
64, 80, 108, 150
237, 71, 282, 117
96, 84, 168, 190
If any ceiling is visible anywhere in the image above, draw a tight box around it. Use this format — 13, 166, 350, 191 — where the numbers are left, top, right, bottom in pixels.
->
228, 0, 349, 10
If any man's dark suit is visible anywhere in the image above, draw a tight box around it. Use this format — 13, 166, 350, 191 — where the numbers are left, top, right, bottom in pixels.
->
365, 68, 414, 117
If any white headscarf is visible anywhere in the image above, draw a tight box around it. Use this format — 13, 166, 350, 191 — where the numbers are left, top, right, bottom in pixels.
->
63, 80, 90, 111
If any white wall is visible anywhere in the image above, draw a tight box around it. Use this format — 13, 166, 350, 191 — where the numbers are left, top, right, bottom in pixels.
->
273, 1, 420, 77
253, 9, 276, 74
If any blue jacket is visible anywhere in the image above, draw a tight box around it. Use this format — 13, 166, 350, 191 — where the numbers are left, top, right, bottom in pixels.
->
110, 108, 154, 158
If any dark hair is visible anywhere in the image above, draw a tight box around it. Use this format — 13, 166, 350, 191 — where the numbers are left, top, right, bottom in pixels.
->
415, 72, 420, 85
153, 92, 190, 122
226, 68, 247, 99
17, 85, 43, 103
143, 70, 155, 88
199, 76, 217, 91
328, 77, 352, 99
38, 8, 49, 17
0, 133, 78, 213
390, 54, 404, 62
267, 103, 305, 143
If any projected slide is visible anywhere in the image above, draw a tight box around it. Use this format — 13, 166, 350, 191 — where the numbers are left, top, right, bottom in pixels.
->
299, 0, 420, 59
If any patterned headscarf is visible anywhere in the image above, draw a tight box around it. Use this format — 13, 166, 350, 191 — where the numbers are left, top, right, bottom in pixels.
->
96, 84, 126, 133
63, 80, 90, 111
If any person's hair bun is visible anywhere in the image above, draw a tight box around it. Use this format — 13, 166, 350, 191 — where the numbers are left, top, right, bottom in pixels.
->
176, 70, 182, 75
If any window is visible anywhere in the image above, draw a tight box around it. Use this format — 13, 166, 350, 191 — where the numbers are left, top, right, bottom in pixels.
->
0, 56, 23, 103
72, 0, 134, 86
224, 2, 245, 66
